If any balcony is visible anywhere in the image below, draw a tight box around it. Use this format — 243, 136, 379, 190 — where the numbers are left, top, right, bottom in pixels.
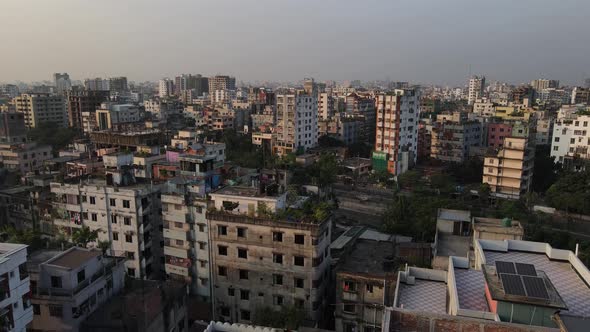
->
164, 245, 190, 259
165, 263, 190, 277
164, 228, 188, 241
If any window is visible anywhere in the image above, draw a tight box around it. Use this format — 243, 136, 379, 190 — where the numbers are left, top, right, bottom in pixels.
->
112, 215, 117, 224
128, 268, 136, 277
77, 270, 85, 283
273, 274, 283, 285
273, 295, 284, 306
343, 303, 356, 313
294, 278, 304, 288
343, 323, 356, 332
294, 234, 305, 244
124, 217, 131, 225
91, 213, 97, 221
228, 288, 235, 296
295, 299, 305, 309
571, 138, 576, 144
113, 232, 119, 241
123, 200, 130, 208
174, 222, 182, 228
90, 196, 96, 204
240, 309, 251, 321
343, 281, 357, 292
51, 276, 62, 288
294, 256, 304, 266
240, 289, 250, 300
218, 225, 227, 236
200, 278, 208, 286
126, 251, 135, 259
198, 224, 205, 232
237, 227, 247, 238
33, 303, 40, 315
366, 284, 374, 293
199, 260, 206, 268
109, 198, 116, 207
273, 253, 283, 264
218, 266, 227, 276
81, 195, 87, 203
218, 246, 228, 256
176, 239, 184, 246
49, 305, 63, 317
198, 242, 206, 250
239, 269, 249, 280
125, 234, 133, 243
238, 248, 248, 259
273, 232, 283, 242
555, 137, 560, 142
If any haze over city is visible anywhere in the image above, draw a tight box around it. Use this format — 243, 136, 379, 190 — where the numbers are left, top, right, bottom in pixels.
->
1, 0, 589, 85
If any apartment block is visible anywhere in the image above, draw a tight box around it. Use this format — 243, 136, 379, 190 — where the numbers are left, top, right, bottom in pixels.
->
483, 137, 533, 199
0, 142, 52, 174
0, 243, 33, 332
430, 112, 481, 163
0, 113, 27, 144
467, 76, 485, 105
207, 186, 331, 324
27, 247, 126, 332
274, 85, 318, 156
159, 79, 175, 98
13, 93, 68, 128
551, 114, 590, 167
345, 93, 376, 144
47, 179, 163, 279
95, 103, 141, 130
374, 88, 420, 175
208, 76, 236, 98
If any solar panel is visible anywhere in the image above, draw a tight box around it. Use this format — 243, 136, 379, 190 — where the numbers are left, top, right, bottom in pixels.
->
515, 263, 537, 276
500, 273, 526, 296
496, 261, 516, 274
522, 276, 549, 299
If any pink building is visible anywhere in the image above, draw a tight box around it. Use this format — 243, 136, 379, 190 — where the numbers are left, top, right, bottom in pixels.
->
487, 123, 512, 148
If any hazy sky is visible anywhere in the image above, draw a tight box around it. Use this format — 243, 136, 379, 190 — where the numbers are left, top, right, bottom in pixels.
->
1, 0, 589, 86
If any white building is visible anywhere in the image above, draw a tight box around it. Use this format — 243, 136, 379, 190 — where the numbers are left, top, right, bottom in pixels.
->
95, 103, 141, 130
468, 76, 485, 105
551, 114, 590, 165
274, 86, 318, 156
47, 179, 164, 280
213, 89, 236, 105
158, 79, 174, 98
0, 243, 33, 332
144, 98, 182, 121
27, 247, 126, 332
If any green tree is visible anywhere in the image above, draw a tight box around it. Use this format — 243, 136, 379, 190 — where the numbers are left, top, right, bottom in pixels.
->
546, 170, 590, 214
71, 226, 100, 248
0, 226, 45, 251
27, 122, 78, 153
532, 145, 560, 193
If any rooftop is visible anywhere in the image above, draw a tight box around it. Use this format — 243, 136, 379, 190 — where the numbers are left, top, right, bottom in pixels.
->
211, 185, 278, 198
473, 217, 524, 236
45, 247, 102, 269
454, 267, 489, 312
27, 249, 63, 272
337, 239, 397, 278
0, 243, 27, 263
397, 276, 447, 314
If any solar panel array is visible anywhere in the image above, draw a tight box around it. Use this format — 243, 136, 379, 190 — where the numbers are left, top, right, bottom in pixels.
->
496, 261, 549, 300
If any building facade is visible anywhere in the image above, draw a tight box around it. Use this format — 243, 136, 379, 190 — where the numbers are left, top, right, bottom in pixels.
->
274, 88, 319, 156
468, 76, 485, 105
13, 94, 68, 128
430, 112, 481, 163
0, 243, 33, 332
66, 90, 109, 129
483, 137, 533, 199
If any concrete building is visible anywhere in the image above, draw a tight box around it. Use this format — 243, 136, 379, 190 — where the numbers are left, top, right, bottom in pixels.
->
374, 88, 420, 175
208, 76, 236, 97
0, 142, 52, 174
345, 93, 376, 144
13, 93, 68, 128
159, 79, 175, 98
467, 76, 485, 105
472, 99, 495, 117
81, 279, 187, 332
334, 239, 396, 332
0, 84, 19, 98
0, 113, 27, 144
274, 85, 318, 156
54, 73, 72, 94
0, 243, 33, 332
84, 78, 110, 91
535, 111, 554, 146
550, 113, 590, 167
95, 103, 141, 130
318, 92, 335, 121
483, 137, 533, 199
531, 79, 559, 91
571, 87, 590, 105
66, 89, 109, 129
144, 98, 182, 121
47, 178, 164, 279
108, 77, 128, 93
27, 247, 126, 332
430, 112, 481, 163
207, 186, 331, 324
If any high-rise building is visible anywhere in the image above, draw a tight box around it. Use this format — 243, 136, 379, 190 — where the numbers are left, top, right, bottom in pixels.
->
467, 75, 485, 105
345, 92, 376, 144
159, 79, 174, 98
66, 89, 109, 129
84, 78, 110, 91
571, 87, 590, 105
208, 76, 236, 94
551, 113, 590, 167
274, 82, 318, 155
13, 93, 68, 128
483, 136, 533, 199
0, 112, 27, 143
430, 112, 481, 163
53, 73, 71, 94
108, 77, 128, 93
0, 243, 33, 332
531, 79, 559, 91
0, 84, 19, 98
374, 88, 420, 175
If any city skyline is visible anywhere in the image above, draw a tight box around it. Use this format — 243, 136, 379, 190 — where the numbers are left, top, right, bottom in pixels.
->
1, 0, 589, 86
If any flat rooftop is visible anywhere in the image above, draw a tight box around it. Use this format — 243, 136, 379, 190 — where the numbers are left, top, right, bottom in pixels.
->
45, 247, 101, 269
454, 267, 489, 312
211, 185, 277, 198
437, 233, 470, 257
437, 208, 471, 222
397, 279, 447, 314
484, 250, 590, 317
337, 239, 397, 277
473, 217, 524, 235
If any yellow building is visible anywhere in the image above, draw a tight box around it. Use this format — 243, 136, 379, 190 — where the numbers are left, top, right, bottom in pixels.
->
483, 137, 534, 199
